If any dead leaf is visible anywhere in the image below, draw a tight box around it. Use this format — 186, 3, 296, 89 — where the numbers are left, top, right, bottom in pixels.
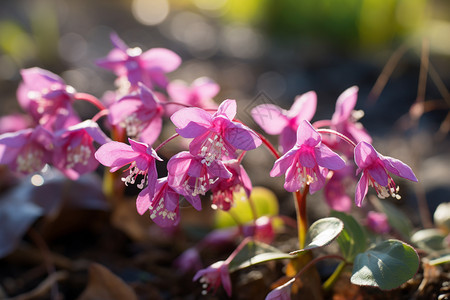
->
77, 263, 138, 300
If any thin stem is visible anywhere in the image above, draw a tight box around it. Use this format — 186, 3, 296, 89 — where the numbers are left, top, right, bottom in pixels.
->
247, 196, 258, 223
225, 237, 252, 264
294, 185, 309, 249
74, 92, 106, 111
322, 260, 347, 291
91, 109, 109, 122
312, 119, 332, 129
317, 128, 357, 148
155, 133, 180, 152
257, 132, 280, 159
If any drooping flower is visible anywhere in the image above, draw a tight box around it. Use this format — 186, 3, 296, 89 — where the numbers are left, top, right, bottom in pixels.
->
16, 67, 80, 130
174, 247, 203, 274
330, 86, 372, 145
166, 77, 219, 115
0, 126, 53, 176
96, 32, 181, 90
136, 177, 183, 227
251, 91, 317, 153
53, 120, 111, 180
108, 83, 164, 145
354, 141, 418, 207
209, 160, 252, 211
171, 99, 261, 164
270, 120, 346, 193
94, 138, 161, 200
167, 151, 232, 209
366, 211, 390, 234
193, 260, 232, 297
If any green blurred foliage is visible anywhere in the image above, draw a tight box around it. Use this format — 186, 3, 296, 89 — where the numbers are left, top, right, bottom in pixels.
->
219, 0, 427, 49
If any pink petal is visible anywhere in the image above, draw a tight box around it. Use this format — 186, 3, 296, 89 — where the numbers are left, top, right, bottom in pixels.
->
136, 187, 152, 215
315, 144, 346, 170
269, 149, 296, 177
167, 80, 190, 103
381, 156, 418, 182
354, 141, 378, 169
215, 99, 237, 120
220, 265, 232, 297
346, 122, 372, 144
355, 171, 369, 207
139, 116, 162, 146
192, 77, 220, 101
139, 83, 159, 110
279, 126, 297, 154
109, 32, 129, 51
296, 120, 321, 147
368, 164, 389, 187
251, 104, 288, 135
298, 147, 317, 168
332, 86, 358, 124
224, 122, 262, 151
170, 107, 211, 138
94, 141, 139, 172
265, 278, 295, 300
140, 48, 182, 72
108, 97, 141, 125
284, 165, 302, 192
287, 91, 317, 121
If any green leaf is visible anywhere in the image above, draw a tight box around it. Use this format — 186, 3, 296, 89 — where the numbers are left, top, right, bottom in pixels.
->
214, 186, 279, 228
411, 228, 447, 252
228, 240, 291, 273
290, 217, 344, 255
330, 211, 367, 261
429, 254, 450, 266
351, 239, 419, 290
375, 199, 413, 240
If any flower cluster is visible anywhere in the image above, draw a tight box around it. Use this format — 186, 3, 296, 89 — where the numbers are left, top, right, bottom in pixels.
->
0, 33, 420, 298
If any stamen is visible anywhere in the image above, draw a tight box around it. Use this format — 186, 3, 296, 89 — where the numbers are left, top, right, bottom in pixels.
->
66, 144, 91, 169
16, 148, 44, 173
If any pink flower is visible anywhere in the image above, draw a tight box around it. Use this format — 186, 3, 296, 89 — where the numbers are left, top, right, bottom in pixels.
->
331, 86, 372, 145
270, 120, 345, 193
136, 177, 182, 227
17, 67, 80, 130
193, 260, 232, 297
167, 152, 232, 209
96, 32, 181, 89
166, 77, 219, 115
108, 83, 164, 145
0, 126, 53, 175
210, 160, 252, 211
251, 91, 317, 153
94, 138, 161, 200
366, 211, 390, 234
171, 99, 261, 164
354, 141, 418, 207
174, 247, 203, 274
53, 120, 111, 180
242, 216, 275, 244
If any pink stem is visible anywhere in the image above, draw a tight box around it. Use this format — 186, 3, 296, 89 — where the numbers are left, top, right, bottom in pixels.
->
74, 92, 106, 111
316, 128, 357, 148
155, 133, 180, 152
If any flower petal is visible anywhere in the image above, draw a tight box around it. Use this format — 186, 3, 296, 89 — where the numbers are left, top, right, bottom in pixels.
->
296, 120, 320, 147
314, 144, 346, 170
331, 86, 358, 124
215, 99, 236, 120
287, 91, 317, 121
269, 149, 296, 177
354, 141, 378, 169
170, 107, 211, 138
223, 122, 262, 151
136, 186, 151, 215
94, 141, 139, 172
251, 104, 288, 135
140, 48, 182, 72
355, 171, 369, 207
381, 155, 418, 182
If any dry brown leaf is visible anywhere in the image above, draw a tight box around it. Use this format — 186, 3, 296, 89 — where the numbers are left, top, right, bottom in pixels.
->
77, 263, 138, 300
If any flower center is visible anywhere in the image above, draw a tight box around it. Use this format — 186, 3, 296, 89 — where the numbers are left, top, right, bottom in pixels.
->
199, 133, 229, 166
121, 164, 147, 189
16, 147, 44, 173
295, 162, 317, 186
120, 113, 145, 138
369, 173, 401, 200
183, 174, 217, 197
211, 188, 234, 211
150, 195, 177, 221
66, 144, 91, 169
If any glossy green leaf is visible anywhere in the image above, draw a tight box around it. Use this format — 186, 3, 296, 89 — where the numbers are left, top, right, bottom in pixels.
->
290, 217, 343, 255
330, 211, 367, 261
228, 240, 291, 273
351, 239, 419, 290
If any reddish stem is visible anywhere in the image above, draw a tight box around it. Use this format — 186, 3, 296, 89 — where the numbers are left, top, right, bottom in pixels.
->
294, 185, 309, 248
316, 128, 357, 148
74, 92, 106, 111
91, 109, 109, 122
312, 119, 332, 129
